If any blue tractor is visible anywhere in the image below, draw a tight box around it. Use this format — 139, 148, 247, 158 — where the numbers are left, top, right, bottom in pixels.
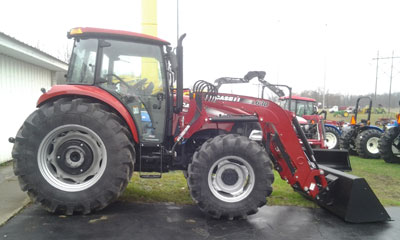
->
340, 97, 384, 159
378, 100, 400, 163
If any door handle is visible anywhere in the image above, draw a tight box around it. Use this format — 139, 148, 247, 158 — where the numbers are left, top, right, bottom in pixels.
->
153, 93, 164, 109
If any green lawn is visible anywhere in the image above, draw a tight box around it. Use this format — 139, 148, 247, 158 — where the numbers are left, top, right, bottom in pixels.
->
121, 156, 400, 207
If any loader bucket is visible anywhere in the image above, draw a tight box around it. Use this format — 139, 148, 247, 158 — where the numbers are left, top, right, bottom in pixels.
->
316, 165, 391, 223
313, 149, 352, 171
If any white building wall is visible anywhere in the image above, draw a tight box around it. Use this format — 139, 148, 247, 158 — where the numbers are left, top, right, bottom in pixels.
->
0, 53, 52, 163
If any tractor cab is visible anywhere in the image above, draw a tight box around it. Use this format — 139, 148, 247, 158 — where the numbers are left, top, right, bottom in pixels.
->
278, 96, 318, 117
66, 28, 173, 144
278, 96, 329, 148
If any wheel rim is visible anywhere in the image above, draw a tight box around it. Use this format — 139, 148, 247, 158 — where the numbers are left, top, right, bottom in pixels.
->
37, 124, 107, 192
366, 137, 380, 154
208, 156, 255, 203
325, 132, 338, 149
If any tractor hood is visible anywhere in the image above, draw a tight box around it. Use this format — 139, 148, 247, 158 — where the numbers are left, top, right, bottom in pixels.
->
296, 116, 308, 124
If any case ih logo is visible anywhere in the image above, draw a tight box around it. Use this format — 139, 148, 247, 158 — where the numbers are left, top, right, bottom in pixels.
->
216, 95, 241, 102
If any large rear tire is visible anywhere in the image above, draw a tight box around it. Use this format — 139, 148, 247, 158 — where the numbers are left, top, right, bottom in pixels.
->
340, 129, 357, 155
355, 129, 382, 159
379, 127, 400, 163
187, 134, 274, 219
12, 98, 135, 215
324, 126, 340, 149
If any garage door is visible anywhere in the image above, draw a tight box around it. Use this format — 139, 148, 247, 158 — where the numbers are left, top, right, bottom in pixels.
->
0, 54, 52, 163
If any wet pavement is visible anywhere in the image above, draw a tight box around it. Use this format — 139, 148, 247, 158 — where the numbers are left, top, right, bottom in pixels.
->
0, 202, 398, 240
0, 163, 29, 226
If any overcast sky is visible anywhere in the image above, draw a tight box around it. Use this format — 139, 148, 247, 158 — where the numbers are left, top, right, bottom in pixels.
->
1, 0, 400, 96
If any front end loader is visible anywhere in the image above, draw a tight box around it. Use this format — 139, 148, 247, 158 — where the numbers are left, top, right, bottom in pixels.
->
9, 27, 390, 223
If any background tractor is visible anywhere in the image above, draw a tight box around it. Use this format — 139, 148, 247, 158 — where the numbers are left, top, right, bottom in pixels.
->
332, 110, 349, 118
9, 27, 389, 223
379, 100, 400, 163
340, 96, 384, 158
278, 96, 341, 149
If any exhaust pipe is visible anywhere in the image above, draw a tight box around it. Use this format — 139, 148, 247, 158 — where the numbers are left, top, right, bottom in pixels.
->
174, 33, 186, 114
317, 165, 391, 223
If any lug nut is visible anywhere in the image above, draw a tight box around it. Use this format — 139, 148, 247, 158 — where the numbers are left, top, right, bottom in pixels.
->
80, 143, 84, 147
57, 156, 61, 159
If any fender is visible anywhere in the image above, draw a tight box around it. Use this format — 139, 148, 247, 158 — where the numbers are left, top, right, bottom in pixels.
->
360, 125, 384, 133
37, 85, 139, 143
324, 124, 341, 134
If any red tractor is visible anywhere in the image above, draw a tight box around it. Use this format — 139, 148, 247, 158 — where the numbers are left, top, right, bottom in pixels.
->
9, 27, 389, 223
278, 96, 342, 149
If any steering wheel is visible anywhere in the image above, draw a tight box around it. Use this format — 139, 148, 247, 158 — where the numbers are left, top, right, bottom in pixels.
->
106, 74, 148, 94
106, 74, 130, 89
130, 78, 148, 93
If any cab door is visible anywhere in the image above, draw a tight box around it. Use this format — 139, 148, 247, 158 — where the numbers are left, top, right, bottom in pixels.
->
98, 40, 167, 143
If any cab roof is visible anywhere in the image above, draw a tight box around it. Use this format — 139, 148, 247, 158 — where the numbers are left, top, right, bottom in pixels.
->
279, 95, 316, 102
67, 27, 170, 45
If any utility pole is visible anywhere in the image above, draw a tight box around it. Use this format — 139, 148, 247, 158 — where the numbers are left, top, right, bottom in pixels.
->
389, 51, 394, 114
372, 52, 400, 112
177, 0, 179, 44
374, 51, 379, 104
323, 64, 326, 109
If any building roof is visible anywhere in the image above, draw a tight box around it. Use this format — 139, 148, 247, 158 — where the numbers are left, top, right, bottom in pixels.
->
67, 27, 170, 45
0, 32, 68, 72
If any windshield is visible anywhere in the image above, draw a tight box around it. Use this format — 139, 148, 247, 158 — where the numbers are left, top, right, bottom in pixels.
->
98, 40, 165, 93
280, 99, 296, 112
67, 39, 97, 84
296, 100, 315, 116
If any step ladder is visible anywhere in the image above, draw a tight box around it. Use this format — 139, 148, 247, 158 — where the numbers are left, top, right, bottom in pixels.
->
139, 143, 163, 179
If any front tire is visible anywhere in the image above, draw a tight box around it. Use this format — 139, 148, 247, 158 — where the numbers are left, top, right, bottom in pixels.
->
324, 126, 340, 149
12, 98, 135, 215
379, 127, 400, 163
340, 129, 357, 155
355, 129, 382, 159
187, 134, 274, 219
